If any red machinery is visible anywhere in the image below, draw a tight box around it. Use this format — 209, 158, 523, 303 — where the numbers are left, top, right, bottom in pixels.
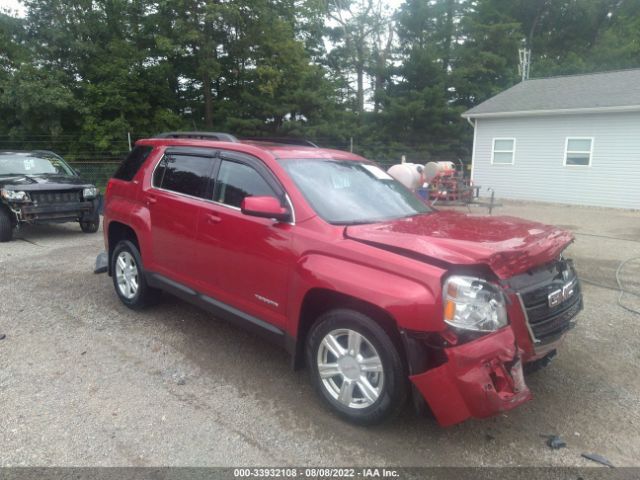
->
387, 160, 495, 212
424, 160, 478, 204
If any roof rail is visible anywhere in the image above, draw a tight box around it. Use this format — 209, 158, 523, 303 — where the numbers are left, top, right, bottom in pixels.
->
242, 137, 319, 148
155, 131, 238, 142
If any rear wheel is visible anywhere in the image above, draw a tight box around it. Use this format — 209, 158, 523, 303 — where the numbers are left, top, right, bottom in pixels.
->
0, 207, 14, 242
306, 309, 407, 425
111, 240, 160, 309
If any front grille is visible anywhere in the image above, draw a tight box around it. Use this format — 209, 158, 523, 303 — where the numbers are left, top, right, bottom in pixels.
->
31, 190, 82, 204
514, 259, 583, 345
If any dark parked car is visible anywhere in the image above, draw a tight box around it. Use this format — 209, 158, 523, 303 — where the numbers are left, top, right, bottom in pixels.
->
0, 151, 100, 242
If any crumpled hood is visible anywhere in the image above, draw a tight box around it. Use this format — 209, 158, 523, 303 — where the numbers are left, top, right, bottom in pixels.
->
345, 211, 574, 278
0, 174, 91, 191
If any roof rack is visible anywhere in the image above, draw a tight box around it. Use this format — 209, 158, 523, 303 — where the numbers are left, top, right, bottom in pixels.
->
242, 137, 319, 148
155, 131, 238, 142
30, 150, 65, 160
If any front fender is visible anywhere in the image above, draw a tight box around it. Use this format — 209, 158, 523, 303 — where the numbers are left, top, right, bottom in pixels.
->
288, 253, 443, 336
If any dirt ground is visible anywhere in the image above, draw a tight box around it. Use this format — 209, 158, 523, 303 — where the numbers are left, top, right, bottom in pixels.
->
0, 200, 639, 467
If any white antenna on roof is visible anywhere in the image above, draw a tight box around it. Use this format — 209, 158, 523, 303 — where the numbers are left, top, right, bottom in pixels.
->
518, 47, 531, 82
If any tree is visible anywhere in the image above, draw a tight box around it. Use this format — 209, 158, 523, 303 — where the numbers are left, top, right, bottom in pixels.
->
1, 0, 639, 165
325, 0, 393, 114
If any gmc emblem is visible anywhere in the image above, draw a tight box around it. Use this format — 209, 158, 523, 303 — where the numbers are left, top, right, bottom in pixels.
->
548, 280, 576, 308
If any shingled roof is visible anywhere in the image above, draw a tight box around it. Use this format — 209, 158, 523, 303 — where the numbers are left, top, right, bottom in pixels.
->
462, 68, 640, 118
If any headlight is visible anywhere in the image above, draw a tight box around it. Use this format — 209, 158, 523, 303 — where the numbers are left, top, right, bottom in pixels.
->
443, 275, 508, 332
83, 187, 98, 199
1, 189, 30, 202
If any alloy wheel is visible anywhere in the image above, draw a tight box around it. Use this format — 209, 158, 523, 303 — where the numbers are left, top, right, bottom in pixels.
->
316, 328, 384, 409
115, 251, 139, 300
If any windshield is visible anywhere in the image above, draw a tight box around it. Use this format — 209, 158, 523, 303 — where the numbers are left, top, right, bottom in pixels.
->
280, 159, 431, 224
0, 154, 75, 176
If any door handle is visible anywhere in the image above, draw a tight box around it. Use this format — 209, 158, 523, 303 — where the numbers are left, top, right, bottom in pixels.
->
205, 213, 222, 224
147, 195, 157, 205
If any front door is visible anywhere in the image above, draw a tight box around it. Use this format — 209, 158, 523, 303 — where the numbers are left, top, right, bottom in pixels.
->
196, 150, 294, 328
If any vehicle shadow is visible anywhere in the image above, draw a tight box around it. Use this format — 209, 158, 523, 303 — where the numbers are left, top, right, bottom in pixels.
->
122, 292, 549, 461
94, 273, 637, 465
13, 223, 97, 243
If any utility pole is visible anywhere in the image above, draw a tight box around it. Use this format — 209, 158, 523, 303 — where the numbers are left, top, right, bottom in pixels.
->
518, 48, 531, 82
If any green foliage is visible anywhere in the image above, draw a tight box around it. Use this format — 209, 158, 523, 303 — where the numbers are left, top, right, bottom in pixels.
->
0, 0, 638, 163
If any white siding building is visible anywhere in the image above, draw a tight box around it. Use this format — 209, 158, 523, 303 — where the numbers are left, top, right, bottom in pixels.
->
462, 69, 640, 209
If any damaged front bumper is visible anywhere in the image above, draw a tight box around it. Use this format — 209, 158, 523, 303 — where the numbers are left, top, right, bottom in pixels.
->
9, 199, 98, 224
409, 327, 531, 427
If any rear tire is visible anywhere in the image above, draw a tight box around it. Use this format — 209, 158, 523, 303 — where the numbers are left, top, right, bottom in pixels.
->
111, 240, 160, 310
0, 207, 14, 242
306, 309, 407, 425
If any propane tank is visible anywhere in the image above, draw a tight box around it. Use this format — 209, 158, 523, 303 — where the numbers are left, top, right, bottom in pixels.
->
423, 161, 456, 182
387, 163, 424, 191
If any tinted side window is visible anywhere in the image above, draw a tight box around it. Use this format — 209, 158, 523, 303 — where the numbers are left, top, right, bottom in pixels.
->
153, 157, 166, 187
113, 146, 153, 181
214, 160, 275, 208
157, 155, 215, 199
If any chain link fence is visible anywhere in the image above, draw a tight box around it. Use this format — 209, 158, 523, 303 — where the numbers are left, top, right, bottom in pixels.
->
68, 162, 121, 192
2, 135, 467, 193
1, 133, 474, 224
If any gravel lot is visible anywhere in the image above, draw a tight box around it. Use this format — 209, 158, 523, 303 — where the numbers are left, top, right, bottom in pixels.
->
1, 201, 639, 467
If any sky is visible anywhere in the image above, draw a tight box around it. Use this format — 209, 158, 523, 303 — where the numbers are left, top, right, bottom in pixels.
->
0, 0, 24, 16
1, 0, 405, 19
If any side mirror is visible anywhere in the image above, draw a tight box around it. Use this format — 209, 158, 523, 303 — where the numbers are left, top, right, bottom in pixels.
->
241, 196, 291, 222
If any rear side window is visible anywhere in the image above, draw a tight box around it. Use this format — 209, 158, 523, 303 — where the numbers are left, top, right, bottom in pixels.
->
214, 160, 275, 208
153, 154, 215, 199
113, 146, 153, 181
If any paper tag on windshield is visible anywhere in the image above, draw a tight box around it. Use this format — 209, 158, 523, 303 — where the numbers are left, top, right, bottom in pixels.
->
24, 159, 35, 171
362, 164, 392, 180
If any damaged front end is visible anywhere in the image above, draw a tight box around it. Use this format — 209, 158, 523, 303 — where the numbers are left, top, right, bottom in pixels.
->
402, 255, 582, 426
1, 188, 98, 225
407, 327, 531, 426
400, 272, 535, 426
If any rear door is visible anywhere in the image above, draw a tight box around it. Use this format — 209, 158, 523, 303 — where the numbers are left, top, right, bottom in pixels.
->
195, 150, 294, 328
147, 147, 218, 287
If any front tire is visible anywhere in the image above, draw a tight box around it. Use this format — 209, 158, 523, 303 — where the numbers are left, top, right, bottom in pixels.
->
0, 207, 14, 242
80, 213, 100, 233
111, 240, 160, 310
306, 309, 407, 425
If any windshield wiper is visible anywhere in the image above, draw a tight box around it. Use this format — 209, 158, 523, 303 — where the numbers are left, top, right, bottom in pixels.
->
332, 219, 379, 226
334, 212, 430, 226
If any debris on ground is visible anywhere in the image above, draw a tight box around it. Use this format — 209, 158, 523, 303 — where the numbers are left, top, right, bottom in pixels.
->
581, 452, 615, 467
94, 251, 108, 274
0, 334, 6, 340
170, 370, 187, 386
542, 435, 567, 449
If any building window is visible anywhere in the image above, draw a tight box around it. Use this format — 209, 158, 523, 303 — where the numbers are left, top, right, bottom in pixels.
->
492, 138, 515, 164
565, 138, 593, 166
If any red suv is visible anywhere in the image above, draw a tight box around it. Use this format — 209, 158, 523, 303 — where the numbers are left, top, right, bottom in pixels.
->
103, 132, 582, 426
